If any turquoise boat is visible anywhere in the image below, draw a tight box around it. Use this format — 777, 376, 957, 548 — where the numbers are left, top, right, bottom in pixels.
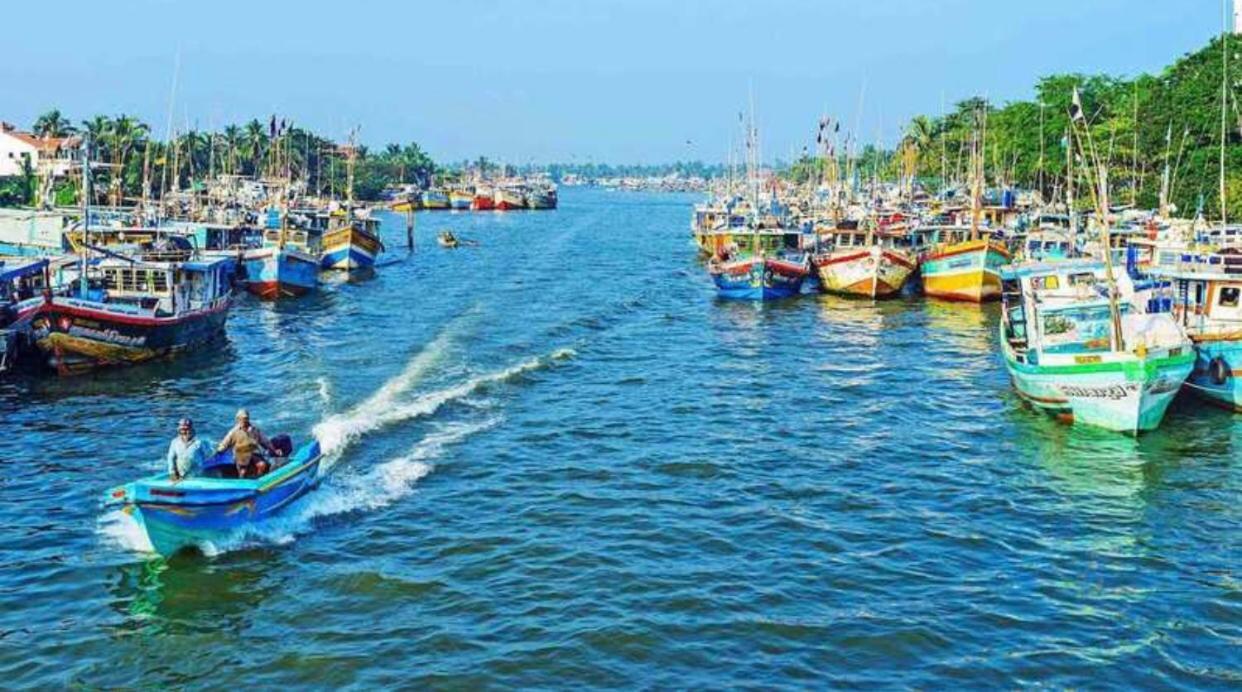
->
105, 439, 323, 556
999, 259, 1194, 433
1146, 251, 1242, 411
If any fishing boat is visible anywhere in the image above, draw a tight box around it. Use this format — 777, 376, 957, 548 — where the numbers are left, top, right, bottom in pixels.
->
526, 186, 558, 210
921, 227, 1012, 301
26, 256, 235, 374
472, 186, 496, 211
813, 222, 918, 298
708, 227, 809, 300
389, 196, 419, 213
999, 259, 1193, 433
242, 214, 322, 299
448, 189, 473, 211
104, 438, 323, 556
921, 111, 1012, 302
421, 189, 450, 210
1146, 251, 1242, 411
321, 214, 384, 271
494, 187, 526, 211
0, 258, 50, 374
437, 231, 459, 248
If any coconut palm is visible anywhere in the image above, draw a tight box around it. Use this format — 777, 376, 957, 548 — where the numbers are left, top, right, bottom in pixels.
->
242, 119, 268, 177
32, 110, 76, 138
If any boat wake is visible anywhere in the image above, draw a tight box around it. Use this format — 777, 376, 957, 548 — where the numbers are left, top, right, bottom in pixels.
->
313, 346, 575, 467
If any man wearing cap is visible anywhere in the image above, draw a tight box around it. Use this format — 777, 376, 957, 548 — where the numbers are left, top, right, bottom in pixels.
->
166, 418, 210, 481
216, 408, 279, 478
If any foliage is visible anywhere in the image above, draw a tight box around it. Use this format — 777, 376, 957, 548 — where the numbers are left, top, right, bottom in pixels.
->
20, 112, 443, 203
786, 36, 1242, 219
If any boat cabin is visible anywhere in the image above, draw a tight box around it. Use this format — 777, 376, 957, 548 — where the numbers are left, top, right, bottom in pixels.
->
96, 257, 232, 316
1000, 260, 1118, 360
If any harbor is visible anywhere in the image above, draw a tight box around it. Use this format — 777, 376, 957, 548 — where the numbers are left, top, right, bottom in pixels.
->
1, 0, 1240, 688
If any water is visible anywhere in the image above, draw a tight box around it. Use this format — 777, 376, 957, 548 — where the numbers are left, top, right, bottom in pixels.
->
0, 188, 1238, 688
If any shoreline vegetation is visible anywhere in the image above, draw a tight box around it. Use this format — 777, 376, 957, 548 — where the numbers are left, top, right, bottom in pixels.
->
787, 36, 1242, 220
0, 114, 442, 206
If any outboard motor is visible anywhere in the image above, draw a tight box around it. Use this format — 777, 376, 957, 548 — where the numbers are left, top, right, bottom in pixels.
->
270, 434, 293, 458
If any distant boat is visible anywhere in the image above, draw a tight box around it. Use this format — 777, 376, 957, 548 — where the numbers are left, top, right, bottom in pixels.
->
390, 197, 419, 213
422, 189, 450, 210
495, 187, 526, 211
1000, 259, 1193, 433
448, 189, 473, 210
105, 438, 324, 556
437, 231, 459, 248
26, 256, 234, 374
526, 187, 558, 210
472, 186, 495, 211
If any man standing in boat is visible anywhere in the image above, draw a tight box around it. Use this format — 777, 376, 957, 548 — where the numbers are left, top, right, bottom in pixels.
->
167, 418, 211, 481
217, 408, 281, 478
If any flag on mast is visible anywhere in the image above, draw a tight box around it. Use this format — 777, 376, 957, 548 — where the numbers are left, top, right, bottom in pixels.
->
1070, 87, 1086, 124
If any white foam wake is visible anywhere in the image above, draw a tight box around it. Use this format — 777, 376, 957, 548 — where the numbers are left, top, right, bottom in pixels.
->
312, 322, 464, 456
313, 347, 575, 463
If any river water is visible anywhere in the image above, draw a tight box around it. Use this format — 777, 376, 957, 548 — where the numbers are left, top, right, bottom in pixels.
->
0, 188, 1237, 688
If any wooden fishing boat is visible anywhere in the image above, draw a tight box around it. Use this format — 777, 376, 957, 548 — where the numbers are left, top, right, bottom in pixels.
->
389, 196, 419, 213
0, 258, 50, 374
494, 187, 526, 211
920, 227, 1011, 302
421, 189, 450, 210
813, 224, 918, 298
448, 189, 473, 210
105, 438, 323, 557
321, 217, 384, 271
472, 186, 496, 211
242, 246, 319, 299
999, 259, 1193, 433
1146, 250, 1242, 411
526, 187, 557, 210
707, 227, 808, 301
26, 256, 234, 375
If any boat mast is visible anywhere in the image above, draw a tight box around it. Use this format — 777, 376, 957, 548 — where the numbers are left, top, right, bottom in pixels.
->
1220, 0, 1230, 227
969, 107, 983, 241
1066, 124, 1076, 242
1071, 87, 1125, 351
79, 134, 91, 299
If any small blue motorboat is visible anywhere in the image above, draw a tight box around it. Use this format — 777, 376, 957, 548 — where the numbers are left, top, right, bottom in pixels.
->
105, 438, 324, 556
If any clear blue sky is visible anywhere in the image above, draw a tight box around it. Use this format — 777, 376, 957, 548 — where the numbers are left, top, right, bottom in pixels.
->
0, 0, 1225, 164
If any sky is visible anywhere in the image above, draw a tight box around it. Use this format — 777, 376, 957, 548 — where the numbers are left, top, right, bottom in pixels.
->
0, 0, 1228, 164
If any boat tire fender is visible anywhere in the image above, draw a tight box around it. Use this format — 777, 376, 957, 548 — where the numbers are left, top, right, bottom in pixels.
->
1210, 356, 1231, 385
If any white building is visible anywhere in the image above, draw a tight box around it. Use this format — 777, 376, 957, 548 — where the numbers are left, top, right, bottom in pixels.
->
0, 122, 77, 178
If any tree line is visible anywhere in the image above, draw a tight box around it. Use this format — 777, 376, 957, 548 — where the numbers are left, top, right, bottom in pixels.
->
787, 35, 1242, 220
1, 111, 443, 206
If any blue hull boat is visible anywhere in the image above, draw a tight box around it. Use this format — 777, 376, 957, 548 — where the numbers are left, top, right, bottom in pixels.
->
709, 255, 807, 300
106, 439, 323, 556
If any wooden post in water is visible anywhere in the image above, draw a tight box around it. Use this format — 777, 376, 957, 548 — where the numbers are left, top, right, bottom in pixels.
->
406, 206, 415, 251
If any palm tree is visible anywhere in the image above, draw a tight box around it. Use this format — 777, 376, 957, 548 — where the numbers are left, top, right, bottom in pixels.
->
105, 115, 149, 205
32, 110, 76, 138
221, 125, 242, 175
242, 119, 268, 177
